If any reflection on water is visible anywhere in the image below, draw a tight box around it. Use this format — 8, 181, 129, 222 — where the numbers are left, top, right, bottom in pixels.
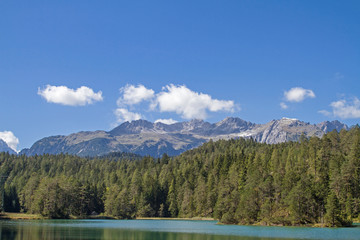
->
0, 219, 359, 240
0, 222, 260, 240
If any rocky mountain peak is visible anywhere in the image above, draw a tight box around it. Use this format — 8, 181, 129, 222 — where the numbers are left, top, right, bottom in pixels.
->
317, 120, 349, 133
179, 119, 211, 133
252, 117, 323, 144
212, 117, 255, 135
0, 139, 16, 155
21, 117, 350, 158
216, 117, 243, 125
281, 117, 298, 121
110, 119, 154, 135
279, 117, 299, 124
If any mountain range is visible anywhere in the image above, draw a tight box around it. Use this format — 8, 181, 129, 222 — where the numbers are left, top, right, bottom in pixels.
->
18, 117, 349, 157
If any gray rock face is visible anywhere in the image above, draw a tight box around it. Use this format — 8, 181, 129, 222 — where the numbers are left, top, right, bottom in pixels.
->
20, 117, 349, 157
251, 118, 324, 144
316, 120, 349, 133
0, 139, 16, 154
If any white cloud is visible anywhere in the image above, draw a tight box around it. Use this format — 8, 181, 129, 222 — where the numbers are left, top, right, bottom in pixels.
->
114, 108, 142, 123
284, 87, 315, 102
280, 102, 288, 109
117, 84, 155, 106
334, 72, 344, 81
153, 84, 235, 119
38, 85, 103, 106
328, 97, 360, 119
113, 84, 237, 125
155, 118, 178, 125
0, 131, 19, 152
318, 110, 331, 116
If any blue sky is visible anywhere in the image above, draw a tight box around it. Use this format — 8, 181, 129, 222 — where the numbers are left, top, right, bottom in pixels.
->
0, 0, 359, 151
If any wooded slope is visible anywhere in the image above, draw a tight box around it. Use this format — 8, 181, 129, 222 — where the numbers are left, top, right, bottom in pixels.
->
1, 127, 359, 226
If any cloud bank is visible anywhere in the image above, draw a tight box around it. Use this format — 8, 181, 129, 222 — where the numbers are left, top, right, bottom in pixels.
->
114, 84, 237, 124
284, 87, 315, 102
0, 131, 19, 152
320, 97, 360, 119
280, 102, 288, 110
38, 85, 103, 106
118, 84, 155, 106
154, 84, 235, 119
114, 108, 142, 124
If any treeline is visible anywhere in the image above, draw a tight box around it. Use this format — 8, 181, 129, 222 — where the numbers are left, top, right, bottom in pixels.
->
0, 127, 360, 226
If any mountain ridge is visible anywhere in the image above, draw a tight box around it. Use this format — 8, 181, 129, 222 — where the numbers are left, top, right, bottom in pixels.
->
19, 117, 349, 157
0, 139, 16, 155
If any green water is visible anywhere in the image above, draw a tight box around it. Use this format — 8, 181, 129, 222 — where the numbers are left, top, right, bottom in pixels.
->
0, 219, 359, 240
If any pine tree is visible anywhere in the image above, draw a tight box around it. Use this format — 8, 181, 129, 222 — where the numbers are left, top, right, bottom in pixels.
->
325, 191, 341, 227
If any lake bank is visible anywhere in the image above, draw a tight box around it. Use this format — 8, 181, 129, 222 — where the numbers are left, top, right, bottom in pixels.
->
0, 212, 43, 220
1, 212, 358, 228
136, 217, 215, 221
1, 219, 360, 240
0, 212, 214, 221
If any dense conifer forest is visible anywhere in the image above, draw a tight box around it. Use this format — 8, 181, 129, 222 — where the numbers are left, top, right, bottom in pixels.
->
0, 127, 359, 226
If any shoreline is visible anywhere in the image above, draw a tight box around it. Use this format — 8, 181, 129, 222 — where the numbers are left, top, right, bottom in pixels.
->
0, 212, 43, 220
1, 213, 358, 228
136, 217, 215, 221
0, 213, 214, 221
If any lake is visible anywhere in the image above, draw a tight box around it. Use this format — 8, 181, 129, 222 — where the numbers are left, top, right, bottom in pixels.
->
0, 219, 359, 240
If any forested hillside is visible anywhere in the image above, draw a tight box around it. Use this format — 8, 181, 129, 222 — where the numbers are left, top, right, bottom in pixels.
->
1, 127, 359, 226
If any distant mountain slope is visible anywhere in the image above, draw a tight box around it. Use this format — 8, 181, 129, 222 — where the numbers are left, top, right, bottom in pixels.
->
0, 139, 16, 154
316, 120, 349, 133
20, 117, 349, 157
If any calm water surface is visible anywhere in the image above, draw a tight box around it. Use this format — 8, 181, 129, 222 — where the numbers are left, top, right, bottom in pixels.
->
0, 219, 359, 240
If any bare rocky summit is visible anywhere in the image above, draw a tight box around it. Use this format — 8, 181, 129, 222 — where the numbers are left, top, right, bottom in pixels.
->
19, 117, 349, 157
0, 139, 16, 155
